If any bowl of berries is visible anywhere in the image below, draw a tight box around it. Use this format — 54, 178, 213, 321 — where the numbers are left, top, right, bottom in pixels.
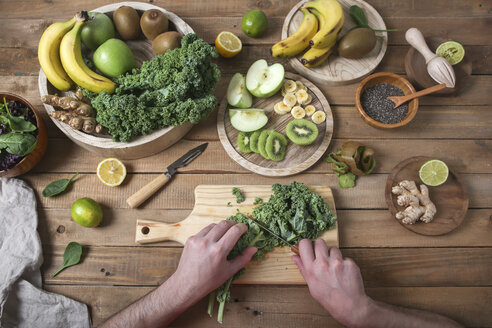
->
0, 93, 48, 177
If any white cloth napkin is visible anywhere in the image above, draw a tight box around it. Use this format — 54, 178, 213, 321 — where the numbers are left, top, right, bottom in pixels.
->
0, 178, 91, 328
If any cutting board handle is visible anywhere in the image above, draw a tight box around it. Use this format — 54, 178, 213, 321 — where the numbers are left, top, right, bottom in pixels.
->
136, 219, 186, 244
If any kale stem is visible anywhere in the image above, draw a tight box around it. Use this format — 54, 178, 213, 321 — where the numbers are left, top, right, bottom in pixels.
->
217, 277, 233, 323
207, 291, 216, 317
248, 231, 264, 247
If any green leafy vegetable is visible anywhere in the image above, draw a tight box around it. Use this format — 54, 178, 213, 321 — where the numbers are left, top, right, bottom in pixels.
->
232, 187, 245, 203
42, 173, 79, 197
226, 202, 232, 207
2, 98, 36, 133
253, 197, 263, 205
349, 5, 397, 32
51, 242, 83, 277
84, 33, 220, 142
0, 133, 37, 156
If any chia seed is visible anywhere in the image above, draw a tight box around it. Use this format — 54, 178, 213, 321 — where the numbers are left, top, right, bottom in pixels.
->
361, 83, 409, 124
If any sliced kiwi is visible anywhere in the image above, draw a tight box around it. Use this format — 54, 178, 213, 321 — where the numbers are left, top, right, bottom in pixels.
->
258, 130, 273, 159
237, 132, 252, 153
250, 130, 262, 153
286, 119, 318, 146
266, 131, 288, 162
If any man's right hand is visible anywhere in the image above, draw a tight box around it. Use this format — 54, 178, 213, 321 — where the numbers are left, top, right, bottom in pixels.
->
292, 239, 371, 327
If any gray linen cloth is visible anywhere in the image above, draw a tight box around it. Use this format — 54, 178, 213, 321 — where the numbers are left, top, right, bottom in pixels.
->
0, 178, 91, 328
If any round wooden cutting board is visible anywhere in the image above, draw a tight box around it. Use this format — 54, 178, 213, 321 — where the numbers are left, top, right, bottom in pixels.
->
217, 72, 333, 177
385, 156, 469, 236
283, 0, 388, 85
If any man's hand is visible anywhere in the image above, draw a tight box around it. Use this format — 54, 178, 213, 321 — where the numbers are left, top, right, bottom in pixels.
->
292, 239, 370, 327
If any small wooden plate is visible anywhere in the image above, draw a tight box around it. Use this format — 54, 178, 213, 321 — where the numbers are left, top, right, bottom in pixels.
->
283, 0, 388, 85
385, 156, 468, 236
217, 72, 333, 177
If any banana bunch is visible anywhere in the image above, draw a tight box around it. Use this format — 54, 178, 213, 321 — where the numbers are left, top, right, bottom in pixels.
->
271, 0, 344, 68
38, 11, 115, 94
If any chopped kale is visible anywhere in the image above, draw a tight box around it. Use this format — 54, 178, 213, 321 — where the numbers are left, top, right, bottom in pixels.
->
232, 187, 245, 203
253, 197, 263, 205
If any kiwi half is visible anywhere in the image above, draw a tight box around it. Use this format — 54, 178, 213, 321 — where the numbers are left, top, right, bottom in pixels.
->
258, 130, 273, 159
250, 130, 262, 153
286, 119, 318, 146
237, 132, 252, 153
266, 131, 287, 162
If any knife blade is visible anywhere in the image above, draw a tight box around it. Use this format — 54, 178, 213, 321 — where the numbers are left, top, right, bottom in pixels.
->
126, 143, 208, 208
248, 217, 300, 255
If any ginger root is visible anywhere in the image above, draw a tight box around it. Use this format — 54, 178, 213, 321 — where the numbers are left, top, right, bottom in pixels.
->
41, 94, 94, 117
49, 111, 100, 133
391, 180, 437, 224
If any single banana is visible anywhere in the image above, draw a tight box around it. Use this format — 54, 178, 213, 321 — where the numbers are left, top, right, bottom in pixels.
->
305, 105, 316, 116
283, 93, 297, 108
271, 8, 318, 58
305, 0, 344, 49
295, 89, 309, 104
60, 12, 116, 94
301, 44, 335, 68
291, 106, 306, 119
312, 110, 326, 124
38, 15, 77, 91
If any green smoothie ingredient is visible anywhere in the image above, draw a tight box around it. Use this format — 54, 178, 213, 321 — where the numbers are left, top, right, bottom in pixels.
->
42, 173, 79, 197
241, 9, 268, 38
51, 242, 83, 277
232, 187, 245, 203
253, 197, 263, 205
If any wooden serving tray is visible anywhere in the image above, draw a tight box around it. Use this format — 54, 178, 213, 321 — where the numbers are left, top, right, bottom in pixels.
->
217, 72, 334, 177
283, 0, 388, 85
136, 185, 338, 284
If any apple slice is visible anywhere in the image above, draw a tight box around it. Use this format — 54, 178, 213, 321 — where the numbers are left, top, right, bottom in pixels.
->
246, 59, 285, 98
227, 73, 253, 108
229, 108, 268, 132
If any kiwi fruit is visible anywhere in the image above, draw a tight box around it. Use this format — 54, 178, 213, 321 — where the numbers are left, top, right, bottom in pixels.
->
258, 130, 273, 159
113, 6, 142, 40
249, 130, 262, 153
265, 131, 287, 162
152, 31, 182, 55
237, 132, 252, 153
140, 9, 169, 40
286, 119, 318, 146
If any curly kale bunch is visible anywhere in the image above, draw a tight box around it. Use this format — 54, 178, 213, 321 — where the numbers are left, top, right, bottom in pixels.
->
85, 33, 220, 142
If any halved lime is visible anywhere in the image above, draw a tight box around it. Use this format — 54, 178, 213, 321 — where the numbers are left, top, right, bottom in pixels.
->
436, 41, 465, 65
419, 159, 449, 186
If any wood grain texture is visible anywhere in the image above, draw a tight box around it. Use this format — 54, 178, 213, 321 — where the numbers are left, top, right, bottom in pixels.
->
217, 72, 333, 176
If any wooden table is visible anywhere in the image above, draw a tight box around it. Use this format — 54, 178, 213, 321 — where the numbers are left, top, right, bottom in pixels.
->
1, 0, 491, 326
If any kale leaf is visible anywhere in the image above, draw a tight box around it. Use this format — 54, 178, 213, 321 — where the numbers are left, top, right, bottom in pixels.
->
232, 187, 245, 203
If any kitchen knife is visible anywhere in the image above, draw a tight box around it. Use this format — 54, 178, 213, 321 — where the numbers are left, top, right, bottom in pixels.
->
249, 217, 300, 255
126, 143, 208, 208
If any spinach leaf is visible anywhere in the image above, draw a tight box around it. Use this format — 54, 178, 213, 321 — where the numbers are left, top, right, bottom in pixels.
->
2, 98, 36, 132
51, 242, 83, 277
349, 5, 368, 27
0, 133, 37, 156
42, 173, 79, 197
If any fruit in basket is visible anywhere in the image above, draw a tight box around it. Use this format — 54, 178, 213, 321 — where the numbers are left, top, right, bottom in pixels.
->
71, 197, 103, 227
246, 59, 284, 98
286, 119, 318, 146
93, 38, 135, 77
241, 9, 268, 38
265, 131, 288, 161
338, 28, 377, 59
152, 31, 182, 55
38, 14, 77, 91
113, 6, 142, 40
271, 8, 318, 58
81, 12, 115, 50
227, 73, 252, 108
215, 31, 242, 58
304, 0, 344, 49
140, 9, 169, 40
229, 108, 268, 132
59, 13, 116, 94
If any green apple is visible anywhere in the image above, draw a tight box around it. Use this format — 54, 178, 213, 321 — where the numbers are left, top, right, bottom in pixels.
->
93, 39, 135, 78
229, 108, 268, 132
246, 59, 284, 98
227, 73, 252, 108
81, 12, 116, 50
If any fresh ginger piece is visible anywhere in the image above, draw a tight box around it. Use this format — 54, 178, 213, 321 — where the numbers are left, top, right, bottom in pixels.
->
392, 180, 437, 224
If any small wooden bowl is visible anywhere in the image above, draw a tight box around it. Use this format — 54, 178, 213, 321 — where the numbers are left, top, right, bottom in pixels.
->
0, 92, 48, 178
355, 72, 419, 129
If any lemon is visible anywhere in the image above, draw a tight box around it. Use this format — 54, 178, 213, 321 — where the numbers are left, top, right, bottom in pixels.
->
241, 9, 268, 38
419, 159, 449, 187
436, 41, 465, 65
97, 158, 127, 187
71, 197, 103, 228
215, 31, 242, 58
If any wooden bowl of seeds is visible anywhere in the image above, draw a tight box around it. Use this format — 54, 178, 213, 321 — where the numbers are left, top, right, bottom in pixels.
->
355, 72, 419, 129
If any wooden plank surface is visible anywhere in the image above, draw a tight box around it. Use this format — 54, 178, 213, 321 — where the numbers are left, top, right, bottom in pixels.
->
1, 0, 491, 326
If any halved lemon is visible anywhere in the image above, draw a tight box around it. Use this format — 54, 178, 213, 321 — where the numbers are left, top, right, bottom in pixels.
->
97, 158, 127, 187
215, 31, 242, 58
419, 159, 449, 187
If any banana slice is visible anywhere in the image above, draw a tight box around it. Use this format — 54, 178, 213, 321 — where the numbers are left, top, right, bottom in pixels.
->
312, 111, 326, 124
291, 106, 306, 119
283, 93, 297, 108
295, 89, 309, 104
305, 105, 316, 116
301, 94, 312, 105
283, 80, 297, 93
296, 81, 307, 91
278, 102, 292, 114
281, 87, 286, 96
274, 102, 283, 115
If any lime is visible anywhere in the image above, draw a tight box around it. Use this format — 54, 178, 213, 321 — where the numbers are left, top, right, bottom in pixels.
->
241, 9, 268, 38
436, 41, 465, 65
71, 197, 103, 227
419, 159, 449, 187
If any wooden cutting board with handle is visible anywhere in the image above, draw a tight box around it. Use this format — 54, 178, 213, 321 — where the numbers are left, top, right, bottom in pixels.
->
136, 185, 338, 284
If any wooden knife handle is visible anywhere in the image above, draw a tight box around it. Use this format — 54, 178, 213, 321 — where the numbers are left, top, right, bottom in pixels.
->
127, 174, 170, 209
291, 245, 300, 256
